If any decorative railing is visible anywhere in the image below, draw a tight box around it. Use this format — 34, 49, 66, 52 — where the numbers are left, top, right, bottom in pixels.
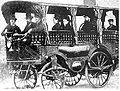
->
31, 30, 118, 45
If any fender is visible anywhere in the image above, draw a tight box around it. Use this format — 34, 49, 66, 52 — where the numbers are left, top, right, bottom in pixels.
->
46, 50, 67, 61
88, 42, 114, 60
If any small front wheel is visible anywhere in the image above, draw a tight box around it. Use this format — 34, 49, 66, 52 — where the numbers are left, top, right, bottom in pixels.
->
14, 65, 37, 89
41, 62, 66, 89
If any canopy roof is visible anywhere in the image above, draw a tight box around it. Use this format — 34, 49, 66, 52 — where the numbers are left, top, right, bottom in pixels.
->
1, 0, 119, 23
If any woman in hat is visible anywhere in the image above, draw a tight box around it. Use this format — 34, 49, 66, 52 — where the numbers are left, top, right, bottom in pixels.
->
1, 16, 21, 51
107, 19, 117, 30
21, 13, 36, 34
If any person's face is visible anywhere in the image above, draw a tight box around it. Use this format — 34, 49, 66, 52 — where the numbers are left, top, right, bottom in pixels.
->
10, 19, 15, 25
84, 16, 90, 21
63, 19, 69, 26
109, 21, 113, 25
53, 18, 58, 24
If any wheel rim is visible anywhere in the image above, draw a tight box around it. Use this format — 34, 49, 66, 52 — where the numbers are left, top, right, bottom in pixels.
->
14, 67, 37, 89
41, 62, 66, 89
86, 52, 113, 88
65, 72, 82, 86
41, 69, 65, 89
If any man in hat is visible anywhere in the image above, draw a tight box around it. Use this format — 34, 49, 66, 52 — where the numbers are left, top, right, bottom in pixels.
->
79, 15, 94, 33
52, 14, 62, 30
1, 16, 21, 51
107, 19, 117, 30
1, 16, 21, 36
62, 15, 73, 30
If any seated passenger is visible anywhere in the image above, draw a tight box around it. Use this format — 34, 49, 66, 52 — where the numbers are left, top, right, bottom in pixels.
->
1, 16, 21, 51
107, 19, 117, 30
21, 13, 36, 34
79, 15, 93, 33
30, 13, 49, 45
1, 16, 21, 36
52, 14, 62, 30
63, 16, 73, 30
63, 15, 76, 45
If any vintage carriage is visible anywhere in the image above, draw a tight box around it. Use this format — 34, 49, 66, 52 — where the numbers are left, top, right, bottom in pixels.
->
1, 0, 119, 89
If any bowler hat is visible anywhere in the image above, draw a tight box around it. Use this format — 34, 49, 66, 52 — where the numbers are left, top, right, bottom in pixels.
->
108, 19, 114, 22
63, 15, 70, 21
54, 14, 61, 21
9, 16, 17, 21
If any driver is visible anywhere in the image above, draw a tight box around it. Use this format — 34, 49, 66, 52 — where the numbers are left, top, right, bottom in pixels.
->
1, 16, 21, 37
1, 16, 21, 51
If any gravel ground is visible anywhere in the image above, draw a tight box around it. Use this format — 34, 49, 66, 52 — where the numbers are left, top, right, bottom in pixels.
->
0, 63, 119, 89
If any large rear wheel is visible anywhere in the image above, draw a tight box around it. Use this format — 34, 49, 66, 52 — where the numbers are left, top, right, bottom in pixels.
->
85, 51, 113, 88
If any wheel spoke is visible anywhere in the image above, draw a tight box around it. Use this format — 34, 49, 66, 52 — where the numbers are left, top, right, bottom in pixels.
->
89, 67, 100, 70
97, 56, 100, 67
43, 80, 51, 86
28, 79, 35, 84
103, 65, 112, 70
101, 56, 105, 66
54, 80, 61, 88
98, 76, 101, 86
92, 72, 99, 78
100, 74, 104, 83
26, 80, 31, 87
91, 60, 98, 67
101, 60, 108, 66
54, 81, 59, 89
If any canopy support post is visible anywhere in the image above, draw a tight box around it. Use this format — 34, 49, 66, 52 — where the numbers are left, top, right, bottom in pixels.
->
95, 8, 103, 45
70, 7, 78, 45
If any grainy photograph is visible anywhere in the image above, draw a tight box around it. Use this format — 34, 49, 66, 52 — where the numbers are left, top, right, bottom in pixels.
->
0, 0, 119, 89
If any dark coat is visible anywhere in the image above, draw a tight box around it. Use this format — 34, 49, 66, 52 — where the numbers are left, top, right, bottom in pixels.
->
107, 25, 117, 30
21, 22, 36, 34
1, 24, 21, 37
63, 23, 75, 36
52, 23, 62, 30
81, 21, 93, 33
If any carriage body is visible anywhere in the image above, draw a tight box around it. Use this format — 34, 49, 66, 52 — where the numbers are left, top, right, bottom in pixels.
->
1, 0, 119, 89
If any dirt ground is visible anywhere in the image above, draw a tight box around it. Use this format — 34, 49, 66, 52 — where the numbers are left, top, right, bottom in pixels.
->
0, 62, 119, 89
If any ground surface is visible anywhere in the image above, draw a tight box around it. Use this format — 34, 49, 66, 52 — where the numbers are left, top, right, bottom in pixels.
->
0, 63, 119, 89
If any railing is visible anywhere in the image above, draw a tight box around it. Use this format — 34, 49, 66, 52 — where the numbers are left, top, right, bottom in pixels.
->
31, 30, 98, 45
31, 30, 117, 45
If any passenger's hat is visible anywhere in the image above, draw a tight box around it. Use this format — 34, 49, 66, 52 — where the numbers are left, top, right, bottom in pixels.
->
108, 19, 114, 22
54, 14, 61, 21
83, 15, 90, 18
63, 15, 70, 21
9, 16, 17, 21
